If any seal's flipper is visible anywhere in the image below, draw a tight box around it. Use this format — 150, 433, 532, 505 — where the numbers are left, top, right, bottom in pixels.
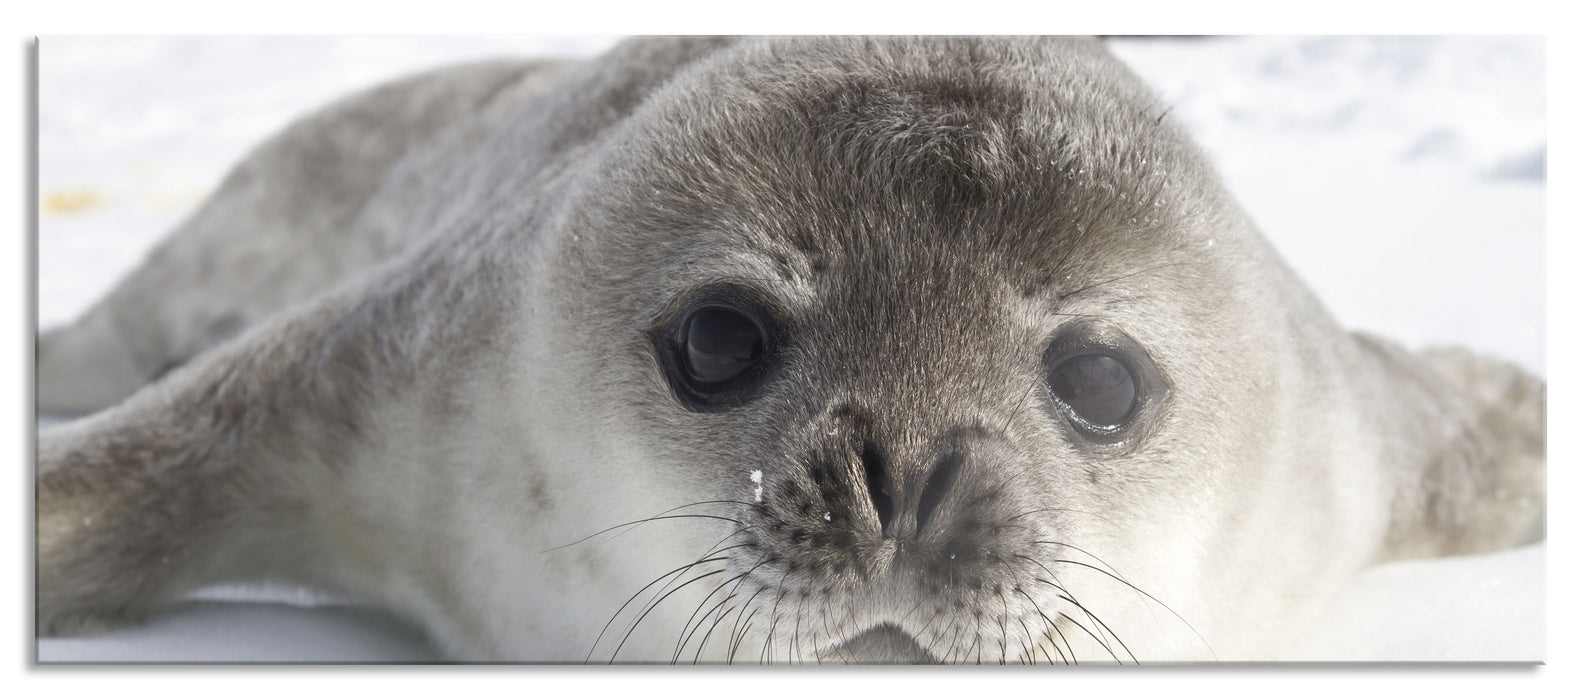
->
37, 59, 566, 416
1352, 335, 1546, 561
38, 288, 360, 634
35, 241, 501, 635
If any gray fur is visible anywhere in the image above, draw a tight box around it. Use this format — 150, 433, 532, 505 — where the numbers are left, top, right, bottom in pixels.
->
36, 36, 1544, 662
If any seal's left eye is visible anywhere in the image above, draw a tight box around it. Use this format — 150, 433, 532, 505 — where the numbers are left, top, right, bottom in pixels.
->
1047, 354, 1137, 428
681, 306, 765, 388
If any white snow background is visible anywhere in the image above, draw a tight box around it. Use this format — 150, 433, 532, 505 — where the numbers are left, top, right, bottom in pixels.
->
34, 35, 1546, 663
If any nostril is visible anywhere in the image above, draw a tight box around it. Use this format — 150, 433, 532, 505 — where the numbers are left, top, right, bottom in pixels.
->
861, 440, 894, 533
917, 452, 960, 534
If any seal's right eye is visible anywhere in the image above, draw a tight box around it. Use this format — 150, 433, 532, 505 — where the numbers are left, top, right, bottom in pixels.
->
651, 286, 782, 412
681, 306, 765, 388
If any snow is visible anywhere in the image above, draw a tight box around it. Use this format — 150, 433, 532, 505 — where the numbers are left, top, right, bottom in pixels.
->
1282, 543, 1545, 662
1107, 35, 1545, 377
38, 602, 437, 663
37, 36, 622, 330
35, 36, 1545, 663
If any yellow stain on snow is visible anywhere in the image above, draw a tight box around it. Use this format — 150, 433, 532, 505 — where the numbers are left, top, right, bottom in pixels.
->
40, 186, 211, 218
40, 189, 107, 216
141, 189, 208, 211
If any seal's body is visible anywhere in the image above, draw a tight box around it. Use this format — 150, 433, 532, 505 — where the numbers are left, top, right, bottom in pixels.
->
36, 37, 1544, 662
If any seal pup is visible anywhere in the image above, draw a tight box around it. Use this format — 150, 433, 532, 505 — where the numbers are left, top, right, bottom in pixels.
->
35, 36, 1545, 662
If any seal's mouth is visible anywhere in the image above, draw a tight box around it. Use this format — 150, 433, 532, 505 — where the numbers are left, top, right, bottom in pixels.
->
826, 623, 938, 664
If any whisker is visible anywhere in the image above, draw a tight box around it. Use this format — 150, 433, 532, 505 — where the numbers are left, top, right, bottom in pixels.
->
1047, 587, 1133, 664
1000, 380, 1040, 436
728, 606, 759, 664
544, 510, 745, 553
1033, 554, 1214, 660
609, 566, 726, 663
693, 603, 737, 665
911, 601, 947, 657
586, 554, 730, 663
1014, 616, 1039, 664
896, 589, 932, 629
940, 620, 965, 664
1017, 554, 1134, 664
1007, 506, 1123, 529
811, 627, 825, 665
727, 585, 768, 664
1030, 539, 1180, 651
1015, 586, 1070, 665
588, 524, 753, 663
678, 593, 735, 664
961, 620, 974, 665
761, 568, 793, 664
997, 587, 1010, 664
1044, 624, 1072, 665
673, 571, 748, 663
793, 588, 815, 664
1057, 262, 1184, 303
1054, 609, 1124, 664
1028, 540, 1125, 578
820, 604, 856, 665
689, 549, 772, 664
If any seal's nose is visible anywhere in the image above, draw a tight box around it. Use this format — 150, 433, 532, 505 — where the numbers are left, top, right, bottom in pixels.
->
859, 439, 961, 539
787, 404, 1019, 581
859, 440, 895, 533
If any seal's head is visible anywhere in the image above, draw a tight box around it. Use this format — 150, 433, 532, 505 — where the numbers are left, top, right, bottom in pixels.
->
504, 37, 1542, 663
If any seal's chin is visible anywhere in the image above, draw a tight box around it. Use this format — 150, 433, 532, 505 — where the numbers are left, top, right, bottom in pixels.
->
827, 623, 938, 664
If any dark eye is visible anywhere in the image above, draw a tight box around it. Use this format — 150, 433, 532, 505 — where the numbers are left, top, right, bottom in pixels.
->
681, 306, 765, 388
1047, 354, 1137, 428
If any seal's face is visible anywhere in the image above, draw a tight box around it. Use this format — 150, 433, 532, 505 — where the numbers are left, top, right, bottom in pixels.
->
539, 38, 1292, 662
